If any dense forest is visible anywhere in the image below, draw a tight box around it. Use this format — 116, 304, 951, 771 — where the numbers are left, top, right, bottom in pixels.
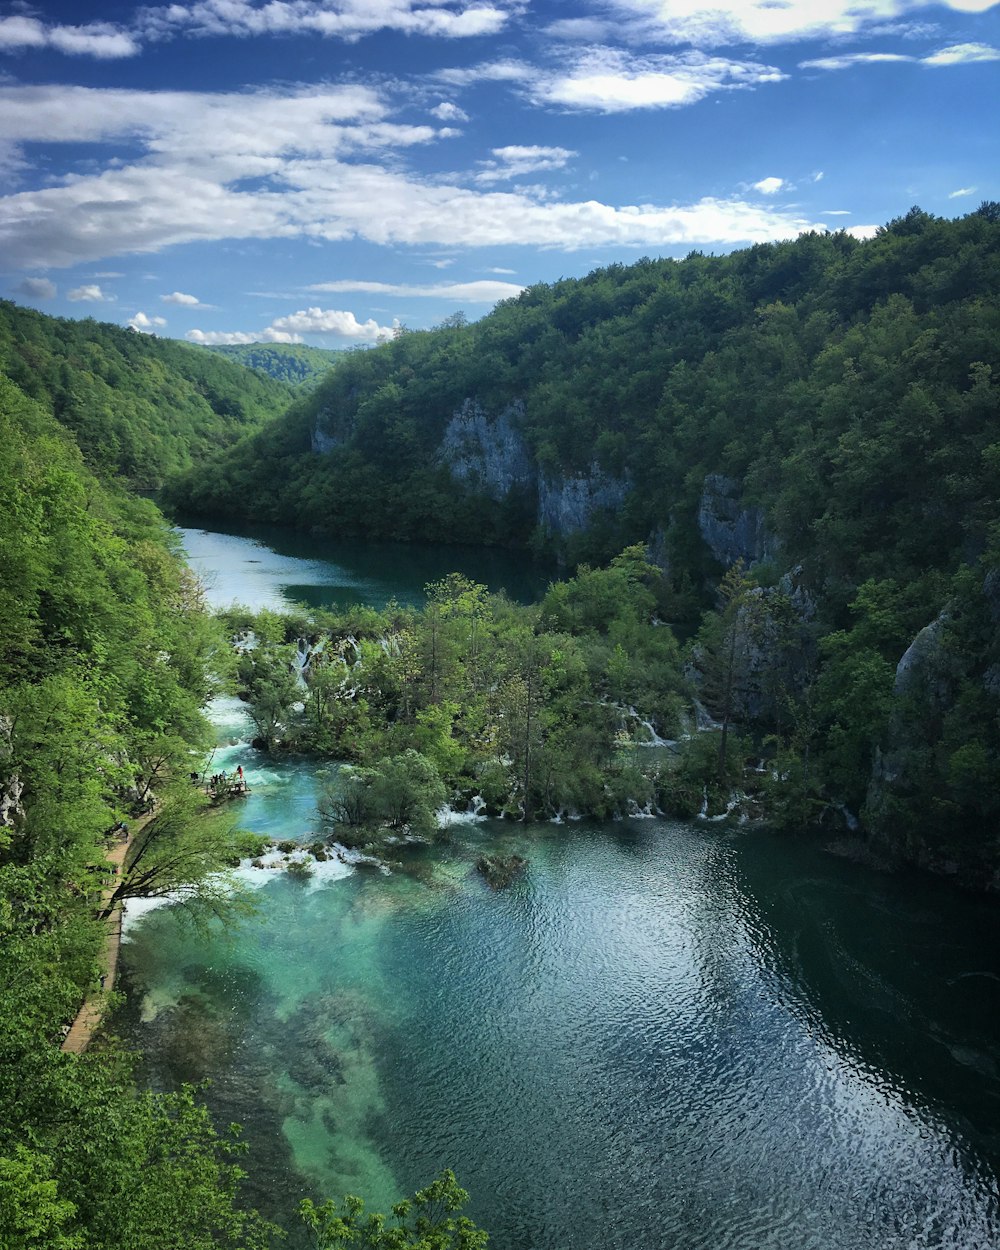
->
204, 342, 343, 388
166, 206, 1000, 887
0, 302, 295, 488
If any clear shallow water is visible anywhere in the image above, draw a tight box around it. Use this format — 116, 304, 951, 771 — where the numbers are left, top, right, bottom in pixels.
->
118, 528, 1000, 1249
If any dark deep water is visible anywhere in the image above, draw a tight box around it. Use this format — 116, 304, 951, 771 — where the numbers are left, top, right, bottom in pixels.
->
117, 525, 1000, 1249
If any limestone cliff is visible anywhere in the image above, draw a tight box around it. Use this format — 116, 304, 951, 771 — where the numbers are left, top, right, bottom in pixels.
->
438, 399, 534, 500
436, 398, 630, 539
697, 474, 780, 568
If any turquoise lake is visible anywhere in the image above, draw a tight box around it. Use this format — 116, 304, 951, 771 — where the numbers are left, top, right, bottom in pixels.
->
117, 524, 1000, 1249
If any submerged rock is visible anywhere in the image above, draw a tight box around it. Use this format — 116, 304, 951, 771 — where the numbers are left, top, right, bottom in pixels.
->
476, 853, 527, 889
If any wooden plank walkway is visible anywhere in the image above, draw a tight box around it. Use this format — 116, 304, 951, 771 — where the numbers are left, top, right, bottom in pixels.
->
61, 809, 155, 1055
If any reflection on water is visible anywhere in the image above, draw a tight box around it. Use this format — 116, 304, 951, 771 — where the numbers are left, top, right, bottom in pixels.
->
119, 814, 1000, 1250
118, 525, 1000, 1249
175, 520, 555, 613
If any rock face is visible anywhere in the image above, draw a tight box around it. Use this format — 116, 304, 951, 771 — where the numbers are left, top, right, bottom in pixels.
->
866, 599, 1000, 891
537, 465, 630, 538
0, 716, 23, 832
697, 474, 780, 568
437, 398, 630, 539
310, 403, 350, 454
438, 399, 534, 501
310, 424, 341, 454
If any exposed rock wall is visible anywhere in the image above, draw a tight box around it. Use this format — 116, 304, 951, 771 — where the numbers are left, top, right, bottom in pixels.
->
537, 466, 630, 538
438, 399, 534, 501
697, 473, 780, 568
437, 398, 630, 539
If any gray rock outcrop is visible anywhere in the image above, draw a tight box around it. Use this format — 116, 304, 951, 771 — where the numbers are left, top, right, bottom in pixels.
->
697, 473, 780, 567
438, 399, 534, 500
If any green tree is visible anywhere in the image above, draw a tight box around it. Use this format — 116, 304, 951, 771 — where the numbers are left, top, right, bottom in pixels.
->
300, 1170, 487, 1250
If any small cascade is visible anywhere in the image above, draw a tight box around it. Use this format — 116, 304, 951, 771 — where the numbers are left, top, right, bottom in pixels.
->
698, 790, 748, 823
292, 638, 311, 689
693, 699, 721, 731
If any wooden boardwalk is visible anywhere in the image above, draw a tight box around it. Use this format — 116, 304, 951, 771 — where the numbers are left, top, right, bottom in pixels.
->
61, 810, 154, 1055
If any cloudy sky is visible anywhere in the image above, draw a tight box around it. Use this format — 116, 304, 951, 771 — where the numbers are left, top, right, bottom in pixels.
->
1, 0, 997, 346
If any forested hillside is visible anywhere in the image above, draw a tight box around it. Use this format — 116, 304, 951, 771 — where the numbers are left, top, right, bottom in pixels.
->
167, 205, 1000, 885
0, 372, 287, 1245
204, 342, 341, 387
0, 302, 295, 488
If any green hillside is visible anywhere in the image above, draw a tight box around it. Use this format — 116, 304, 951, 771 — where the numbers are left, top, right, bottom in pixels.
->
0, 371, 280, 1247
0, 302, 296, 488
204, 341, 342, 387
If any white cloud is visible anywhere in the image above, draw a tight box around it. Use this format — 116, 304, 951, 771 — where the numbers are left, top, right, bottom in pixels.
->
161, 290, 204, 305
487, 266, 517, 274
475, 145, 577, 184
0, 82, 830, 272
187, 306, 396, 345
603, 0, 1000, 48
544, 17, 613, 40
186, 327, 301, 345
269, 307, 396, 339
800, 52, 914, 70
138, 0, 514, 45
430, 102, 469, 122
923, 42, 1000, 65
307, 279, 524, 301
802, 41, 1000, 71
457, 48, 787, 113
15, 276, 56, 299
67, 283, 112, 302
821, 209, 852, 215
847, 224, 881, 239
948, 186, 977, 197
813, 171, 824, 182
753, 176, 785, 195
0, 16, 139, 58
127, 311, 167, 332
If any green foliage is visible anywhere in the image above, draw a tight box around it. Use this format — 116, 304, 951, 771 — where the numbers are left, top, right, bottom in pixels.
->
0, 374, 277, 1246
300, 1169, 487, 1250
0, 301, 294, 488
204, 342, 341, 387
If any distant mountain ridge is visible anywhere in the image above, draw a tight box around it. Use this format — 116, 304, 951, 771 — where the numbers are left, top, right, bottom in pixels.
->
203, 342, 342, 387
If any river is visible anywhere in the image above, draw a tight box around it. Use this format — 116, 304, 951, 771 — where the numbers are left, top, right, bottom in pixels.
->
117, 523, 1000, 1249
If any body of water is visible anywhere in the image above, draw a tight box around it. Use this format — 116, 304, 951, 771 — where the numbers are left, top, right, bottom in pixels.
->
118, 525, 1000, 1249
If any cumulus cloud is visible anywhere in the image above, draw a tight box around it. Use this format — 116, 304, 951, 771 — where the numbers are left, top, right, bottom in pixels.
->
474, 145, 576, 184
0, 16, 139, 58
161, 290, 204, 305
602, 0, 1000, 48
430, 101, 469, 122
0, 82, 829, 272
753, 176, 785, 195
307, 279, 524, 301
186, 306, 396, 345
67, 283, 112, 302
127, 311, 167, 332
15, 276, 56, 299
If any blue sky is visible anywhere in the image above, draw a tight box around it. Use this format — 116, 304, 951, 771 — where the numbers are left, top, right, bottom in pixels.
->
1, 0, 997, 346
